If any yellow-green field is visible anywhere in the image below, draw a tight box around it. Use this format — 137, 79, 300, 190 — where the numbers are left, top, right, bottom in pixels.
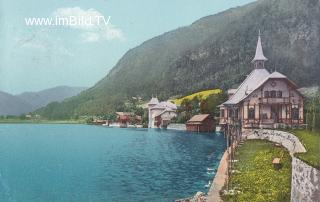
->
171, 89, 222, 105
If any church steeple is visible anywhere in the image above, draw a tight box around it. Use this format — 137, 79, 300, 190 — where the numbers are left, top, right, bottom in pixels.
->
252, 30, 268, 69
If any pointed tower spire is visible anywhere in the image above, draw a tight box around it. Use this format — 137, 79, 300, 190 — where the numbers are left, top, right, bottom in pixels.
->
252, 30, 268, 69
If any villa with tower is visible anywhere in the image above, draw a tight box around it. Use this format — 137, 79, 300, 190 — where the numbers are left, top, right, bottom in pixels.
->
147, 97, 177, 128
219, 33, 304, 129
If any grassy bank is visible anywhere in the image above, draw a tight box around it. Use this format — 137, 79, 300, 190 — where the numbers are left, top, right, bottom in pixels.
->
171, 89, 222, 105
223, 140, 292, 202
291, 130, 320, 169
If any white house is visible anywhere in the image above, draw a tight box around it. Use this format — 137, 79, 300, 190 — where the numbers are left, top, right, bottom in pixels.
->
148, 97, 177, 128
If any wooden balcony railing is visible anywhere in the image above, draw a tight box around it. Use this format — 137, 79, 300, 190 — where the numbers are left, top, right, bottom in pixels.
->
259, 97, 290, 104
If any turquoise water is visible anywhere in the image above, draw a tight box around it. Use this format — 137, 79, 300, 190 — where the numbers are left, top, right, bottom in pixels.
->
0, 124, 226, 202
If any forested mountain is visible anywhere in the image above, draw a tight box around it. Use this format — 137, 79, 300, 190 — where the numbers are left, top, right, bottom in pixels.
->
37, 0, 320, 119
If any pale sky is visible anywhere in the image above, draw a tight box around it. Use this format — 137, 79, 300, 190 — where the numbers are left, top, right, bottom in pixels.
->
0, 0, 255, 94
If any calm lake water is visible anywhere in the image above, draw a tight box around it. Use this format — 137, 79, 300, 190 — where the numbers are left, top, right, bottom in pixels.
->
0, 124, 226, 202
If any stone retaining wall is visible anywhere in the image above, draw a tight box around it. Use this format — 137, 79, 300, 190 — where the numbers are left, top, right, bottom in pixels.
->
246, 129, 306, 155
246, 129, 320, 202
291, 157, 320, 202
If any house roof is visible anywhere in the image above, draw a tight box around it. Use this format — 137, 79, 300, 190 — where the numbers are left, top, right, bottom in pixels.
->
118, 115, 130, 121
223, 70, 303, 106
151, 101, 177, 110
227, 89, 237, 95
154, 107, 176, 118
116, 112, 134, 116
187, 114, 210, 123
148, 97, 159, 105
223, 68, 270, 105
252, 33, 268, 62
268, 71, 287, 79
245, 71, 302, 98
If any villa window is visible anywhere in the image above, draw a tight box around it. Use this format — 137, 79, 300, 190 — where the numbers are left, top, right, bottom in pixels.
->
270, 90, 276, 98
248, 108, 255, 119
262, 113, 268, 119
228, 109, 238, 119
292, 108, 299, 120
277, 91, 282, 98
264, 91, 269, 98
234, 109, 239, 119
229, 109, 234, 118
220, 109, 225, 117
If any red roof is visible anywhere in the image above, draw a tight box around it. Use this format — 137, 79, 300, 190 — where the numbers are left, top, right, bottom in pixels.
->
187, 114, 210, 123
119, 115, 130, 121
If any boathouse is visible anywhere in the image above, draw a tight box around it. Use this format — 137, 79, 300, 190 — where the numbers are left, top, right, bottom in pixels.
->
186, 114, 215, 132
219, 33, 304, 129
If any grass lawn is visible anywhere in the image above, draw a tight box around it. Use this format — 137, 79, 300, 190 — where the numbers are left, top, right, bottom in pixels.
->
223, 140, 292, 202
171, 89, 222, 105
290, 130, 320, 169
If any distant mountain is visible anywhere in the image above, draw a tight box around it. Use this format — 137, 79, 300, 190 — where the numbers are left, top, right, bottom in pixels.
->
17, 86, 87, 111
37, 0, 320, 119
0, 86, 87, 116
0, 91, 33, 116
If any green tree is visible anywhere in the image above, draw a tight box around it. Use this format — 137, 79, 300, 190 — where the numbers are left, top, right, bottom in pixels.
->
306, 88, 320, 132
200, 92, 228, 116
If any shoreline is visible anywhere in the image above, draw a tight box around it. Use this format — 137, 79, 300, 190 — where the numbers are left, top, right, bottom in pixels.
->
206, 149, 228, 202
0, 120, 84, 124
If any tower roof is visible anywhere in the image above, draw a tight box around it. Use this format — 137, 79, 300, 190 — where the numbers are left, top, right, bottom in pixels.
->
148, 97, 159, 105
252, 31, 268, 62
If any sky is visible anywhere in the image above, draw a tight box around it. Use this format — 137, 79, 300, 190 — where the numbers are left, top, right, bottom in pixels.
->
0, 0, 255, 94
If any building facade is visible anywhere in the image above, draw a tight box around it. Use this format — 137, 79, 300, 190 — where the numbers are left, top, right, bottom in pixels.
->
148, 97, 177, 128
186, 114, 215, 132
219, 34, 304, 129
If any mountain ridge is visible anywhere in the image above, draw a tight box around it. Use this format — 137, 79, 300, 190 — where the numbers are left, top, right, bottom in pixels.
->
0, 86, 87, 116
0, 91, 33, 116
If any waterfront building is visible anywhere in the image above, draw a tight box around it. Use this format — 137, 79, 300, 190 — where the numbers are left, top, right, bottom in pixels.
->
116, 112, 142, 127
219, 33, 304, 129
147, 97, 177, 128
186, 114, 215, 132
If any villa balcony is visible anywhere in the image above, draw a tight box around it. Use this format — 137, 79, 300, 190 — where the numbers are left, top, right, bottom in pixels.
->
259, 97, 290, 104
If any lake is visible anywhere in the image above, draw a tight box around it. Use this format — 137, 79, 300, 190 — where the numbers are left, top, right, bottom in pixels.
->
0, 124, 226, 202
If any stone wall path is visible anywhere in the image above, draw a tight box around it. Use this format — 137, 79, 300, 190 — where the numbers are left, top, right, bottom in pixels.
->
206, 148, 229, 202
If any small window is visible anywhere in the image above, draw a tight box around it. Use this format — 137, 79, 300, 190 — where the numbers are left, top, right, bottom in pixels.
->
220, 109, 225, 117
264, 91, 269, 98
248, 108, 255, 119
292, 108, 299, 120
277, 91, 282, 98
262, 113, 268, 119
270, 90, 276, 98
229, 109, 234, 118
229, 109, 238, 119
234, 109, 239, 119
